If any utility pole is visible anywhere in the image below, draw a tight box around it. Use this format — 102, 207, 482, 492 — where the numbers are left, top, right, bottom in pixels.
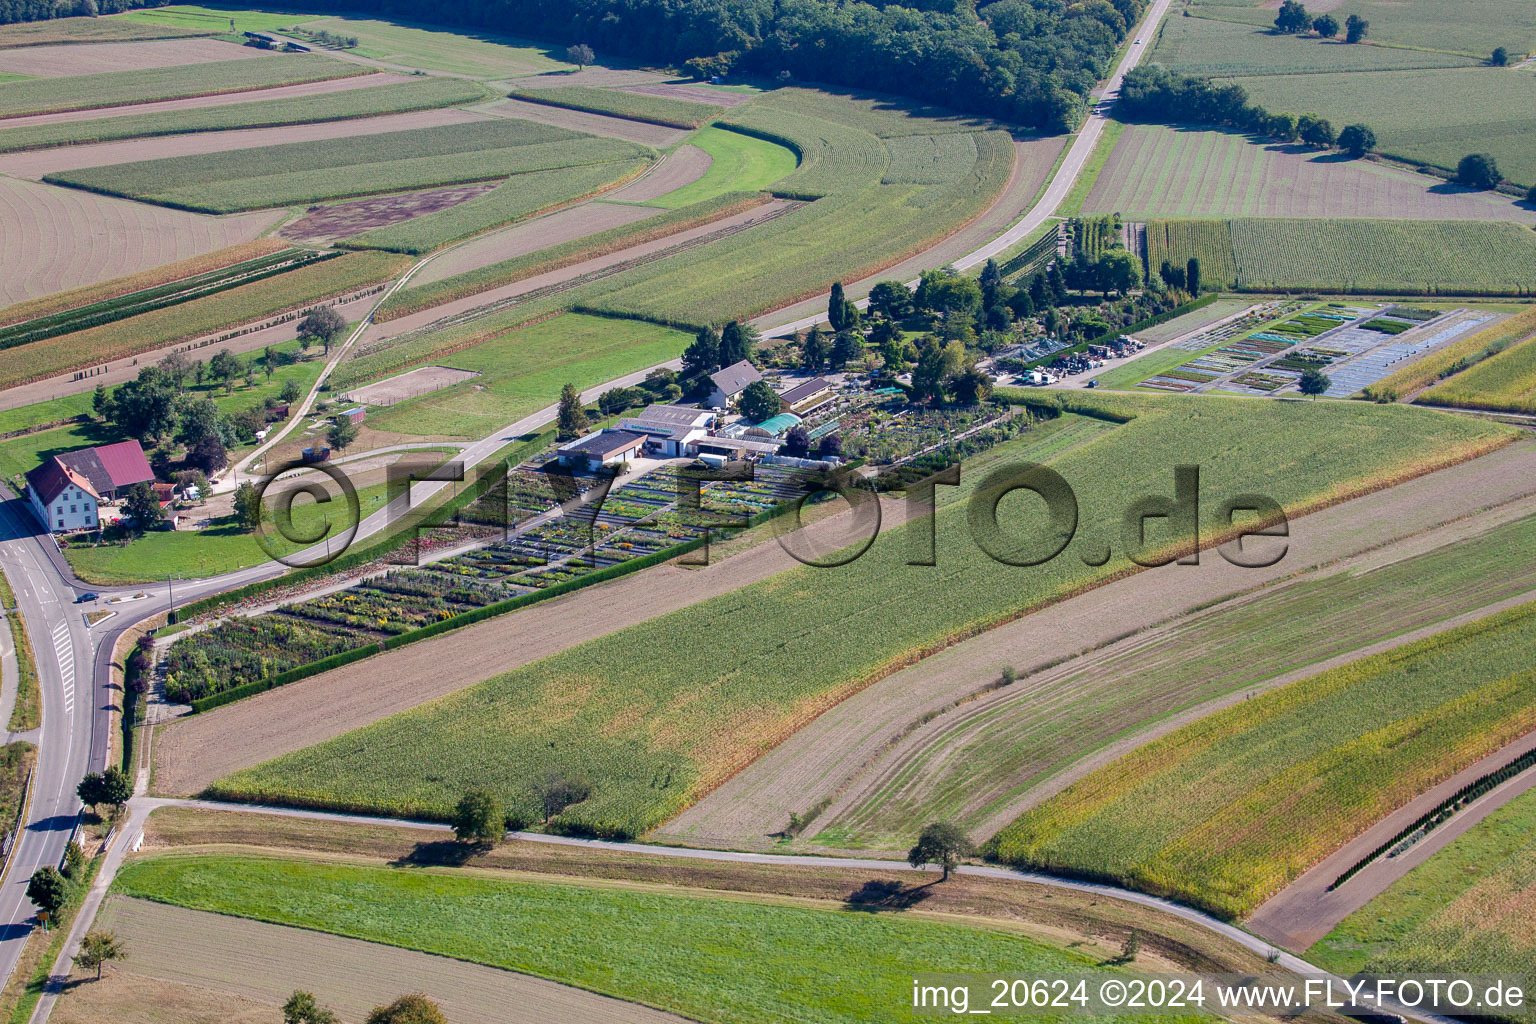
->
167, 574, 176, 620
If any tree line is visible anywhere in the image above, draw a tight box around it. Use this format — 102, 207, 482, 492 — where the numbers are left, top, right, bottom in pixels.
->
2, 0, 1147, 135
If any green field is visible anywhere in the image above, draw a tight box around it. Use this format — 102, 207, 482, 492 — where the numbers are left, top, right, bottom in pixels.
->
0, 14, 208, 45
47, 119, 651, 213
1308, 785, 1536, 981
509, 85, 723, 129
818, 511, 1536, 849
1228, 68, 1536, 187
992, 600, 1536, 920
0, 77, 487, 153
1419, 329, 1536, 412
115, 5, 318, 36
0, 54, 363, 118
0, 251, 406, 390
644, 126, 798, 209
208, 394, 1511, 838
1151, 14, 1476, 76
359, 313, 691, 438
113, 852, 1204, 1024
1371, 306, 1536, 397
1187, 0, 1536, 58
1144, 219, 1536, 295
341, 159, 649, 254
295, 17, 566, 78
373, 192, 764, 321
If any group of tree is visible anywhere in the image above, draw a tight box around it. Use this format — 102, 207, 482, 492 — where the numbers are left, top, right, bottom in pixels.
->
0, 0, 1153, 136
1274, 2, 1367, 42
77, 765, 132, 816
286, 990, 447, 1024
680, 320, 760, 381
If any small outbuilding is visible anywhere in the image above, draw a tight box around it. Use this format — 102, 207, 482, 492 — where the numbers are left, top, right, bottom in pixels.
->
557, 429, 647, 470
778, 377, 833, 414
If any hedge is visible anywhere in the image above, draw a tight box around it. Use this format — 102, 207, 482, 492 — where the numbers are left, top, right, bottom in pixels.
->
1020, 293, 1220, 371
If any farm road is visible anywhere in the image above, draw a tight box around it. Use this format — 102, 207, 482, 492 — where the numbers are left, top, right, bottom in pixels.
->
660, 439, 1536, 849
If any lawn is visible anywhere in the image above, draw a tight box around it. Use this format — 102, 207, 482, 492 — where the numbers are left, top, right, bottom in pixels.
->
642, 125, 798, 209
1307, 785, 1536, 981
0, 77, 487, 153
208, 394, 1511, 839
0, 251, 406, 390
294, 17, 566, 78
992, 599, 1536, 920
1418, 324, 1536, 412
114, 5, 319, 36
1143, 218, 1536, 295
817, 510, 1536, 849
0, 53, 364, 118
1150, 13, 1475, 77
1227, 68, 1536, 187
361, 313, 693, 438
1187, 0, 1536, 59
341, 158, 649, 254
111, 852, 1206, 1024
47, 118, 650, 213
1083, 125, 1533, 223
508, 84, 723, 129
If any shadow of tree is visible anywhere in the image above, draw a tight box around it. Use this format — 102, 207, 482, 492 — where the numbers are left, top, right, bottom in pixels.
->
843, 878, 939, 911
389, 839, 481, 867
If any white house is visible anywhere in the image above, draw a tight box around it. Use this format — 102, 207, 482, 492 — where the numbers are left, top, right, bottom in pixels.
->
618, 404, 715, 457
555, 429, 647, 471
25, 439, 154, 534
706, 360, 763, 410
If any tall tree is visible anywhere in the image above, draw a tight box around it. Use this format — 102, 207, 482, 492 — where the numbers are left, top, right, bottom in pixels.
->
1186, 257, 1202, 295
73, 931, 125, 981
26, 868, 66, 923
91, 383, 110, 421
1297, 113, 1334, 148
800, 326, 827, 371
1490, 47, 1510, 67
1274, 0, 1310, 33
284, 992, 340, 1024
828, 281, 849, 332
556, 382, 589, 440
122, 482, 163, 532
263, 345, 278, 382
1338, 124, 1376, 159
681, 325, 720, 377
365, 993, 449, 1024
718, 320, 757, 366
208, 349, 241, 393
451, 788, 503, 845
1457, 153, 1502, 189
327, 417, 359, 454
566, 43, 594, 70
830, 330, 863, 370
233, 481, 262, 530
1097, 249, 1142, 297
907, 821, 973, 881
1344, 14, 1369, 42
737, 379, 780, 422
1312, 14, 1338, 37
297, 306, 347, 355
867, 280, 912, 319
1298, 367, 1330, 398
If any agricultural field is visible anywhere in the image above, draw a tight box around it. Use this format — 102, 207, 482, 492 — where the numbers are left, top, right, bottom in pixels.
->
992, 600, 1536, 920
1148, 13, 1477, 76
0, 177, 280, 307
110, 852, 1209, 1024
341, 159, 650, 254
508, 85, 723, 129
1083, 125, 1534, 222
46, 118, 651, 213
362, 313, 691, 437
1307, 784, 1536, 980
294, 17, 567, 78
1185, 0, 1536, 58
0, 37, 268, 78
114, 5, 320, 36
1368, 306, 1536, 397
0, 15, 208, 47
1227, 68, 1536, 188
0, 250, 406, 390
207, 395, 1511, 838
0, 53, 364, 118
1418, 330, 1536, 412
815, 509, 1536, 850
0, 77, 488, 153
1143, 218, 1536, 295
639, 126, 797, 209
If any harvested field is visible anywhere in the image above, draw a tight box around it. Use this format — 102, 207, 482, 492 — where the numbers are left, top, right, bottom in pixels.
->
0, 177, 280, 306
343, 366, 481, 406
80, 896, 689, 1024
482, 97, 687, 147
281, 182, 499, 246
1084, 125, 1536, 222
0, 54, 365, 118
53, 969, 277, 1024
659, 442, 1536, 850
0, 16, 206, 48
622, 82, 754, 107
410, 202, 660, 286
0, 37, 261, 78
603, 144, 711, 202
508, 69, 670, 91
0, 107, 489, 180
0, 73, 408, 130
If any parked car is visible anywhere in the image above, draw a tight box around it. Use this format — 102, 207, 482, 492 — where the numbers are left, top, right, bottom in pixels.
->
74, 592, 99, 604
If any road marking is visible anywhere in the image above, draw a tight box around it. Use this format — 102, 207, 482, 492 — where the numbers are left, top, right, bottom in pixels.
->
51, 621, 74, 716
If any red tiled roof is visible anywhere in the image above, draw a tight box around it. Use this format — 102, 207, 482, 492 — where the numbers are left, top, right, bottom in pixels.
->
92, 439, 153, 490
24, 459, 96, 507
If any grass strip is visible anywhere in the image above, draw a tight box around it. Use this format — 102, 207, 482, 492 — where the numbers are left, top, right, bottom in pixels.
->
0, 574, 38, 733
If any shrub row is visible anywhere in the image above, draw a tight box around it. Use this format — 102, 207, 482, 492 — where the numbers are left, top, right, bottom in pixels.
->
1017, 293, 1221, 371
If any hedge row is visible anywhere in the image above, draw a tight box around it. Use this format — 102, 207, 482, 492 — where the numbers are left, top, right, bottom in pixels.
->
1020, 293, 1220, 371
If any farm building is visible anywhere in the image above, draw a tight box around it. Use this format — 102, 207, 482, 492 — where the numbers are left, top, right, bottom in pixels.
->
338, 407, 366, 425
618, 404, 716, 457
692, 435, 782, 460
557, 429, 647, 470
778, 377, 833, 414
24, 439, 153, 533
706, 360, 763, 409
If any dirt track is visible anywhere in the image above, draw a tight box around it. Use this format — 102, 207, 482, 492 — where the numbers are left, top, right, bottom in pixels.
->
0, 107, 488, 179
657, 440, 1536, 849
83, 896, 689, 1024
0, 37, 262, 77
484, 96, 687, 147
409, 201, 661, 286
603, 144, 711, 202
151, 495, 915, 796
0, 72, 404, 129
